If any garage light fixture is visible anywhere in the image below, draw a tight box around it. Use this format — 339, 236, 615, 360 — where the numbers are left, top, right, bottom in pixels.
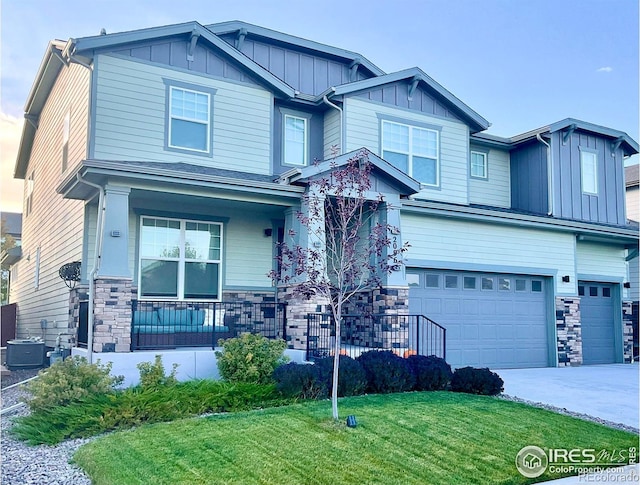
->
562, 275, 570, 283
624, 282, 631, 289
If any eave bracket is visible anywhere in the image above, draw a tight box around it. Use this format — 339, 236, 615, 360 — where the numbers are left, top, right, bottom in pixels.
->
408, 76, 421, 101
187, 30, 201, 62
562, 124, 577, 145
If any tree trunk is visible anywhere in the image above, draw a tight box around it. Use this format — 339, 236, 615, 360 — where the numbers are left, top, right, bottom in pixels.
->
331, 312, 341, 420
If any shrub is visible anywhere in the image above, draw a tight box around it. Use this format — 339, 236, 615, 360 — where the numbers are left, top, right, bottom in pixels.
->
215, 333, 288, 385
25, 356, 123, 412
273, 362, 325, 399
12, 380, 290, 445
406, 355, 452, 391
137, 355, 178, 389
450, 367, 504, 396
315, 355, 368, 397
356, 350, 415, 394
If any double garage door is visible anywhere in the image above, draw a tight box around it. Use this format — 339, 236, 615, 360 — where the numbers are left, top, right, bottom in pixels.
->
408, 269, 549, 369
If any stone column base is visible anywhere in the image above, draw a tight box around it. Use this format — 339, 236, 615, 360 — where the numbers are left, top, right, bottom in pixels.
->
93, 278, 133, 353
556, 297, 582, 366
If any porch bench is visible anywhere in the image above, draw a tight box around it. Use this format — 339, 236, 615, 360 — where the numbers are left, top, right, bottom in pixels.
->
131, 308, 232, 349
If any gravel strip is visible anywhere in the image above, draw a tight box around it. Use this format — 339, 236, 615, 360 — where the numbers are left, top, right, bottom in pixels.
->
1, 375, 94, 485
500, 394, 640, 435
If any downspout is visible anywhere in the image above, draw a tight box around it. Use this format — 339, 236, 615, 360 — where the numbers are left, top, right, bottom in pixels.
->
536, 133, 553, 216
322, 89, 343, 155
75, 173, 105, 363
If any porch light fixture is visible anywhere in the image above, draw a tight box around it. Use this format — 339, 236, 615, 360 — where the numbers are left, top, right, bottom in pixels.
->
562, 275, 570, 283
624, 282, 631, 289
264, 228, 272, 237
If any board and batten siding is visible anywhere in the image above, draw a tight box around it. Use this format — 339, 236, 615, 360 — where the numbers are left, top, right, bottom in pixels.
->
93, 54, 272, 174
344, 97, 469, 205
402, 213, 576, 295
576, 241, 627, 282
11, 63, 90, 346
323, 108, 341, 160
469, 147, 511, 208
552, 131, 626, 225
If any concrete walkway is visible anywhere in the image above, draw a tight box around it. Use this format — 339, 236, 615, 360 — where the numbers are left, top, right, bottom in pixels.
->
496, 364, 639, 428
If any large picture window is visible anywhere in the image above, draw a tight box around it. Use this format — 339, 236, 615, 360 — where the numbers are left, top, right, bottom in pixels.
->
382, 120, 439, 186
139, 217, 222, 300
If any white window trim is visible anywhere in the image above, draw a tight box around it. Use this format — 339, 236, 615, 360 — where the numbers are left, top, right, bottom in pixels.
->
34, 246, 41, 290
168, 86, 211, 154
138, 216, 223, 301
580, 149, 598, 195
62, 111, 70, 173
470, 150, 488, 180
283, 114, 308, 166
381, 119, 440, 187
26, 172, 34, 217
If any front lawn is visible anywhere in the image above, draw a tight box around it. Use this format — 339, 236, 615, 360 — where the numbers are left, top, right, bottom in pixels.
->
74, 392, 637, 485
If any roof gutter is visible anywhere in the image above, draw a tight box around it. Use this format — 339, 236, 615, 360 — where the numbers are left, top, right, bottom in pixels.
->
536, 133, 554, 216
322, 88, 343, 156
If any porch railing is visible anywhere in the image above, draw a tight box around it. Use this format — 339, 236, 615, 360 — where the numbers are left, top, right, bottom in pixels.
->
306, 313, 446, 361
131, 300, 286, 351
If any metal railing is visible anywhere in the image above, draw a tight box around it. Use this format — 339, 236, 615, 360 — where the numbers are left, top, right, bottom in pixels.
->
131, 300, 286, 350
306, 313, 446, 361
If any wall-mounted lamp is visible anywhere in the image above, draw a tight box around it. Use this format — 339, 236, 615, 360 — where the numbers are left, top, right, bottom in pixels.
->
263, 228, 272, 237
562, 275, 571, 283
624, 282, 631, 289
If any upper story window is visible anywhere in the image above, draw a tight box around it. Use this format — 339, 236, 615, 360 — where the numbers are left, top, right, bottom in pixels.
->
580, 149, 598, 195
163, 79, 216, 157
470, 151, 488, 179
381, 120, 439, 186
62, 111, 70, 173
25, 172, 34, 217
139, 216, 223, 300
284, 115, 308, 166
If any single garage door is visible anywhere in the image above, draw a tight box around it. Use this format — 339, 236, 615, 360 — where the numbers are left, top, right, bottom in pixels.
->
579, 282, 616, 365
408, 270, 549, 369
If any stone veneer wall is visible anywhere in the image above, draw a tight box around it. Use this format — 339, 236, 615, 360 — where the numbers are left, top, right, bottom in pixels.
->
556, 297, 582, 366
622, 301, 635, 363
93, 279, 133, 353
342, 288, 410, 350
277, 285, 330, 351
67, 284, 89, 344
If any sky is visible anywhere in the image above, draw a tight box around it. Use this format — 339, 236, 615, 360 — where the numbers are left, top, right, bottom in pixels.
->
1, 0, 638, 213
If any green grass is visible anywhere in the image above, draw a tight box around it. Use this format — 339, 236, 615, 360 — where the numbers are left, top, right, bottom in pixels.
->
73, 392, 638, 485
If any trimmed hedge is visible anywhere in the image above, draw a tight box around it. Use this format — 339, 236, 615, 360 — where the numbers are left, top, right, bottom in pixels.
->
316, 355, 368, 397
407, 355, 452, 391
450, 367, 504, 396
273, 363, 325, 399
356, 350, 415, 394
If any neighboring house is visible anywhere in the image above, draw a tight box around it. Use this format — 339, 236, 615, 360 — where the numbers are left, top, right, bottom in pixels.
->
10, 21, 639, 373
1, 212, 23, 305
624, 164, 639, 359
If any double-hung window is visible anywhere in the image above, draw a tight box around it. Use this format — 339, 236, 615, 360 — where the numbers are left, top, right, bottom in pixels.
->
470, 151, 488, 179
382, 120, 439, 186
580, 149, 598, 195
284, 114, 308, 166
139, 217, 222, 300
167, 85, 211, 154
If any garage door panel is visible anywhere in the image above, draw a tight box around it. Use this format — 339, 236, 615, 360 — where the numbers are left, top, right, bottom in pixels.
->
409, 269, 549, 369
580, 282, 616, 365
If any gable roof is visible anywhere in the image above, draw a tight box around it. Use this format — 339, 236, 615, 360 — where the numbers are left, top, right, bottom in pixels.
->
471, 118, 639, 156
278, 148, 421, 196
69, 21, 295, 98
626, 164, 639, 188
207, 21, 385, 77
328, 67, 490, 133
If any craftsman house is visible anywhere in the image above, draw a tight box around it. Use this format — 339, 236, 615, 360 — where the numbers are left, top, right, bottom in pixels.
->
10, 21, 638, 376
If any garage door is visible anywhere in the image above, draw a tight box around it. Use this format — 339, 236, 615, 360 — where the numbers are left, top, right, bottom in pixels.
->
579, 282, 616, 365
408, 270, 549, 369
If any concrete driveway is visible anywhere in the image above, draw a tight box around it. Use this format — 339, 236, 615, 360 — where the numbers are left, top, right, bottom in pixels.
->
495, 364, 639, 429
